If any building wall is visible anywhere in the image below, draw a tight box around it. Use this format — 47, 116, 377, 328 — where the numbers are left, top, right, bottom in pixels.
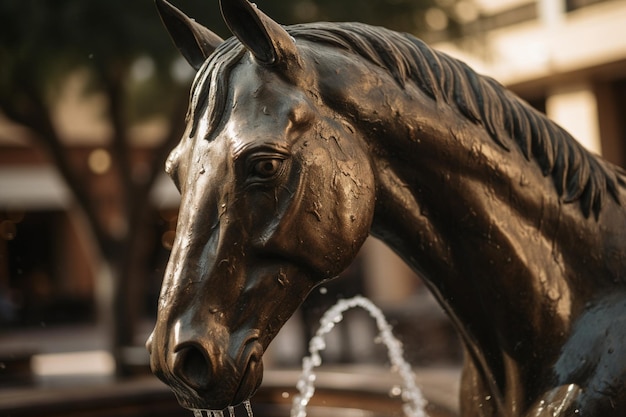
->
434, 0, 626, 162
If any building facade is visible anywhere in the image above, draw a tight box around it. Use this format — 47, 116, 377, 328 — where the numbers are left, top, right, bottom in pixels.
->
434, 0, 626, 164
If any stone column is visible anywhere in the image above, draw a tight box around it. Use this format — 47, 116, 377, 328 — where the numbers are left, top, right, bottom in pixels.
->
360, 237, 419, 307
546, 82, 602, 155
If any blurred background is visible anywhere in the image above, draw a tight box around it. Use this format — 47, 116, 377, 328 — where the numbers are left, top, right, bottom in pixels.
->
1, 0, 625, 415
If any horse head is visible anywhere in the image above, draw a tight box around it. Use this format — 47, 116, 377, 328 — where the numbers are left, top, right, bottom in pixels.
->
147, 0, 375, 410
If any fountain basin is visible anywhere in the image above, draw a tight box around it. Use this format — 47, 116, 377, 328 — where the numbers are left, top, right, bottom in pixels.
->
255, 367, 459, 417
0, 367, 459, 417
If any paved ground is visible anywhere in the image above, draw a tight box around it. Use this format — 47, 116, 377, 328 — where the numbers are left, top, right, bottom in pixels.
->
0, 321, 153, 354
1, 321, 153, 379
1, 322, 461, 416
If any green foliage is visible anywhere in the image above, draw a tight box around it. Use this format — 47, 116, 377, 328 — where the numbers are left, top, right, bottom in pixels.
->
0, 0, 191, 123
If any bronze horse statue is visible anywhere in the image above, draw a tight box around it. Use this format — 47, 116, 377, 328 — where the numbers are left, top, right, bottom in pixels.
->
147, 0, 626, 415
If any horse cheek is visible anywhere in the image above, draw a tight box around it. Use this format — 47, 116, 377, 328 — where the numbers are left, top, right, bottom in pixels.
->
300, 154, 374, 278
331, 158, 376, 265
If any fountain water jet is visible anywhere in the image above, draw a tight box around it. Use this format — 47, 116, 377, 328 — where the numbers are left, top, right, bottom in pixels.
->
192, 400, 252, 417
291, 295, 428, 417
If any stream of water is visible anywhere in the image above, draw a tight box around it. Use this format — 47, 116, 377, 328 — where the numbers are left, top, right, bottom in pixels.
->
291, 295, 429, 417
192, 401, 251, 417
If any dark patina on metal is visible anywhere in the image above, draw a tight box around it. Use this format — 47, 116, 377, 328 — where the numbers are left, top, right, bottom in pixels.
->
148, 0, 626, 415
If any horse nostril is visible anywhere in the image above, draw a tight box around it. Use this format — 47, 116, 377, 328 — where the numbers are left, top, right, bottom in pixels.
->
175, 345, 212, 391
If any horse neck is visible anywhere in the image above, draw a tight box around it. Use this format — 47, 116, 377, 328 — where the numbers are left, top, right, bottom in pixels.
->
342, 70, 626, 394
311, 38, 626, 409
314, 42, 626, 326
364, 90, 626, 298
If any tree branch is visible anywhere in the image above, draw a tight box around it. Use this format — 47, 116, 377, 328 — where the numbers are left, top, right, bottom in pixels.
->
100, 65, 134, 216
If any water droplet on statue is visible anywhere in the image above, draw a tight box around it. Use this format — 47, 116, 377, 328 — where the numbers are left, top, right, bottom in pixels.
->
547, 288, 560, 301
520, 175, 530, 186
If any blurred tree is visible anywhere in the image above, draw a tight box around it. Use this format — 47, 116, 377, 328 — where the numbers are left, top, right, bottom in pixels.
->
0, 0, 204, 376
0, 0, 467, 377
258, 0, 469, 39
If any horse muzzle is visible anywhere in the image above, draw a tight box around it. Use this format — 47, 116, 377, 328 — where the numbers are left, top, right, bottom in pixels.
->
146, 324, 265, 410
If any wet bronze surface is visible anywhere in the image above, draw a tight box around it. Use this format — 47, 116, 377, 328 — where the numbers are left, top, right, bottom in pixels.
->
149, 0, 626, 415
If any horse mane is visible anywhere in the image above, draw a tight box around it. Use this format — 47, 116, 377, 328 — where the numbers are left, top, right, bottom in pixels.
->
288, 22, 625, 219
187, 21, 624, 218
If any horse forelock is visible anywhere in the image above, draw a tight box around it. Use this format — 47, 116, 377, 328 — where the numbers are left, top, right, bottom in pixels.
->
286, 22, 624, 219
187, 37, 245, 141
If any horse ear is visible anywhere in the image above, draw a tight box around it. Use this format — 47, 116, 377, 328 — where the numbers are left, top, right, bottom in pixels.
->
219, 0, 299, 67
155, 0, 224, 70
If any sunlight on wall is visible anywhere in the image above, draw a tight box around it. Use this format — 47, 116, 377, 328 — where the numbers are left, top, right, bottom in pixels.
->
31, 350, 114, 377
547, 83, 602, 154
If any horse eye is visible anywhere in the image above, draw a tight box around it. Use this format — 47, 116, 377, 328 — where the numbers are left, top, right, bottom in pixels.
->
252, 158, 282, 178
